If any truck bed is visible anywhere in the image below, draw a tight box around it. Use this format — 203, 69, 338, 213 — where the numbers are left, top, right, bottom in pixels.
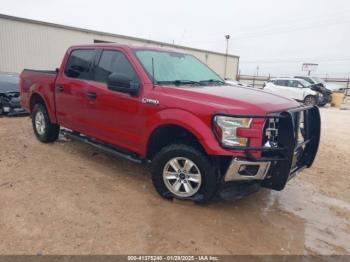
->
22, 69, 57, 75
20, 69, 58, 122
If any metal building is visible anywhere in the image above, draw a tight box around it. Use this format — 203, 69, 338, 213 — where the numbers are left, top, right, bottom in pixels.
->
0, 14, 239, 79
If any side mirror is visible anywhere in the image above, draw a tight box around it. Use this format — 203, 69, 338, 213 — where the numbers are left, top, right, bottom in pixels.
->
107, 73, 140, 96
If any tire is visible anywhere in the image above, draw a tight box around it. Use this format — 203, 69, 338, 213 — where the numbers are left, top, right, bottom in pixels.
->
152, 143, 217, 203
32, 103, 60, 143
304, 95, 317, 106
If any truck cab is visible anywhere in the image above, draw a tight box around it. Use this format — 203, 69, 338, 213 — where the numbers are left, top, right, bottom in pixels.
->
20, 44, 321, 203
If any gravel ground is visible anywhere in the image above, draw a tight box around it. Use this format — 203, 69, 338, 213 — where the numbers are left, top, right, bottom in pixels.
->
0, 107, 349, 255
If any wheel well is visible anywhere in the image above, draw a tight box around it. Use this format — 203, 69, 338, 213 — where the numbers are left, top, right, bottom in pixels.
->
30, 93, 45, 112
304, 95, 316, 99
146, 124, 205, 160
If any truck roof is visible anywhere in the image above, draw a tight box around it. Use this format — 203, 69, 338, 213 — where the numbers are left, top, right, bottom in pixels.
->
69, 43, 186, 54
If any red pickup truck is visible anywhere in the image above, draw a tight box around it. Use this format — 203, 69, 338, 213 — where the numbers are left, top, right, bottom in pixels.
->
20, 44, 320, 203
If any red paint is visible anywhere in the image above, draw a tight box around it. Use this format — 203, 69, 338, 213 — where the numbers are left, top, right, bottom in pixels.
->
20, 44, 299, 158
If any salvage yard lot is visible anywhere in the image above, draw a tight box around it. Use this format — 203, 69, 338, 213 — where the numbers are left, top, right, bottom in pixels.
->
0, 108, 349, 255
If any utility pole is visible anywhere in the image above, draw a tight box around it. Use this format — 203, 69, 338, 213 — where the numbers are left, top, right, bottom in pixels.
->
224, 34, 230, 79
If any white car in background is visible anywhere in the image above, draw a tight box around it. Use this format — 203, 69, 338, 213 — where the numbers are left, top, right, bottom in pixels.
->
295, 75, 344, 92
264, 78, 320, 106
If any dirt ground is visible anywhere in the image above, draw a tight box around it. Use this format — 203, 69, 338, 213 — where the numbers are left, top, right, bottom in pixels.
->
0, 107, 349, 255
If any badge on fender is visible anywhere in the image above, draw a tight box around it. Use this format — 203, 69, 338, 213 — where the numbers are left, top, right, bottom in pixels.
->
142, 98, 160, 105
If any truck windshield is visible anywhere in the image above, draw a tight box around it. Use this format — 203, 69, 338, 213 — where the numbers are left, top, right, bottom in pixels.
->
134, 50, 224, 85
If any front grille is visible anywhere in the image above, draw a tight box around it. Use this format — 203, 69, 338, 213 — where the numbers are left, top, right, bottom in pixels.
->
0, 92, 20, 104
262, 111, 305, 154
264, 117, 279, 147
292, 111, 305, 145
261, 106, 321, 190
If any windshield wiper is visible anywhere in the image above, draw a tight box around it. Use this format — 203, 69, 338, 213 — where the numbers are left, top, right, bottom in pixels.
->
156, 80, 201, 85
156, 79, 225, 86
199, 79, 225, 85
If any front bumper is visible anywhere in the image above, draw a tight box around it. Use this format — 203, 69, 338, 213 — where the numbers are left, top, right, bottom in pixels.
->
6, 107, 28, 116
222, 105, 321, 191
0, 94, 28, 116
319, 93, 332, 104
1, 102, 27, 115
224, 158, 270, 181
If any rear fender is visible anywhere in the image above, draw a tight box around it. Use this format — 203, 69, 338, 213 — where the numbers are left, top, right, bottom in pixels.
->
29, 90, 57, 123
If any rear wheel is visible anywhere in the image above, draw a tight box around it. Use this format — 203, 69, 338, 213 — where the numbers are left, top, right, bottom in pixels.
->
152, 143, 217, 203
32, 103, 60, 143
304, 95, 317, 106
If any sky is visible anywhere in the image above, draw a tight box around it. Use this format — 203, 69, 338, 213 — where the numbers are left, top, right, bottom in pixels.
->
1, 0, 350, 77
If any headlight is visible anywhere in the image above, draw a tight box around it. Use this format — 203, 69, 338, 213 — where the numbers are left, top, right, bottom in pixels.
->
213, 116, 252, 147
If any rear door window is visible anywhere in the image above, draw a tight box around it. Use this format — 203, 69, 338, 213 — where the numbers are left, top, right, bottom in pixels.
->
287, 80, 299, 87
94, 50, 138, 83
274, 80, 287, 86
64, 49, 95, 80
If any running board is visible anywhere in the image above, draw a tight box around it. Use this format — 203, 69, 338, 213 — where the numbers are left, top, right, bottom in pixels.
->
60, 129, 144, 164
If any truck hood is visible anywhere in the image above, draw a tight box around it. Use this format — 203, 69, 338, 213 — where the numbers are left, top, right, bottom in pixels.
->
0, 81, 19, 93
162, 84, 299, 115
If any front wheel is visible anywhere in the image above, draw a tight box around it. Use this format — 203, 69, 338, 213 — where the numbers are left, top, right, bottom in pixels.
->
0, 101, 4, 115
32, 103, 60, 143
304, 95, 317, 106
151, 143, 217, 203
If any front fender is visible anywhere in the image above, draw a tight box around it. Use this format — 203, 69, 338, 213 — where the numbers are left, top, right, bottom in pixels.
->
305, 89, 318, 97
144, 108, 234, 156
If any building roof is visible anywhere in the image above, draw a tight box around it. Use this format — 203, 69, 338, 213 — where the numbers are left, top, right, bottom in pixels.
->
0, 13, 239, 59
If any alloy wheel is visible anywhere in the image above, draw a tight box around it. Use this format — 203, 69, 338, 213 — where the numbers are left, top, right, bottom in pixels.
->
35, 111, 46, 135
163, 157, 202, 197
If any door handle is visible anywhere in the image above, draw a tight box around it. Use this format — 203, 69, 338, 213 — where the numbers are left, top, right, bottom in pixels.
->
56, 86, 64, 93
87, 91, 97, 99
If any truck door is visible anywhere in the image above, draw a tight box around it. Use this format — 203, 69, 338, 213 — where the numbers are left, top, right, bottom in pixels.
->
55, 49, 97, 134
83, 49, 144, 154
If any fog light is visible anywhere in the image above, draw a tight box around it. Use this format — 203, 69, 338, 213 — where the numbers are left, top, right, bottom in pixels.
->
3, 107, 10, 112
238, 165, 259, 176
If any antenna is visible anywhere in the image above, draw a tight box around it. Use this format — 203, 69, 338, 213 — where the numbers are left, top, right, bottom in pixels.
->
152, 57, 155, 89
